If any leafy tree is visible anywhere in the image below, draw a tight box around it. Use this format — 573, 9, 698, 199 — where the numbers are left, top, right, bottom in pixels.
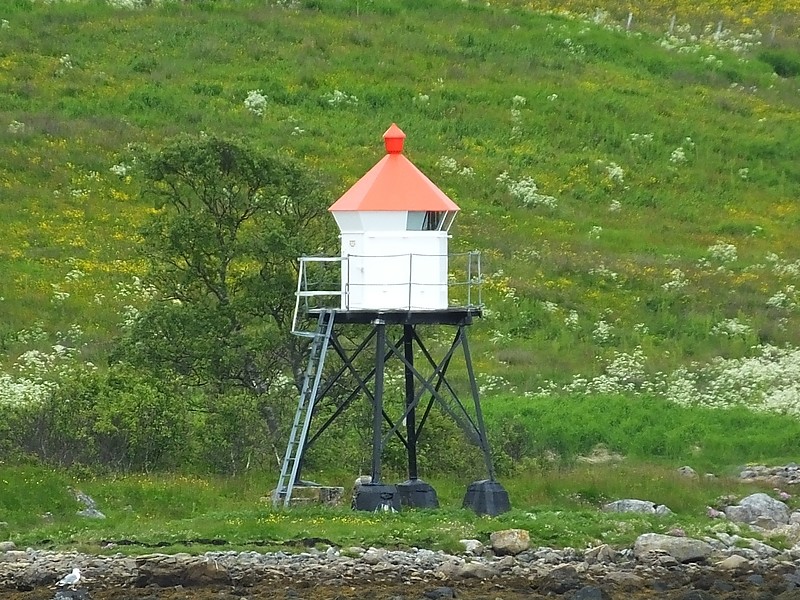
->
115, 134, 334, 453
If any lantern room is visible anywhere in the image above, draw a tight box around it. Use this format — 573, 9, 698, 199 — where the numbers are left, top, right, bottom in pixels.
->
328, 124, 459, 311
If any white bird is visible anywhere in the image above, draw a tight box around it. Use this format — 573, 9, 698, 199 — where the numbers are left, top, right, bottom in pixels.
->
56, 567, 82, 589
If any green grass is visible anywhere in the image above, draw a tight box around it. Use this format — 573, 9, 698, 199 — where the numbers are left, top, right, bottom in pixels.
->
3, 392, 798, 553
1, 0, 799, 392
1, 0, 800, 551
484, 393, 800, 473
0, 460, 784, 554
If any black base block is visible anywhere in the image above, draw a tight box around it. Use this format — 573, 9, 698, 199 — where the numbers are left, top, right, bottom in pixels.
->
462, 479, 511, 516
396, 478, 439, 509
353, 483, 401, 512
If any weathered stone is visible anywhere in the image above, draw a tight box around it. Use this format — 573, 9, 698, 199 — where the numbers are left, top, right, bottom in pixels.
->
633, 533, 713, 563
459, 539, 484, 555
584, 544, 618, 564
573, 584, 611, 600
603, 499, 656, 514
0, 541, 16, 552
282, 485, 345, 507
716, 555, 750, 570
184, 559, 230, 585
489, 529, 530, 556
727, 493, 790, 525
454, 561, 498, 579
423, 586, 456, 599
678, 466, 698, 478
602, 499, 675, 516
538, 565, 581, 594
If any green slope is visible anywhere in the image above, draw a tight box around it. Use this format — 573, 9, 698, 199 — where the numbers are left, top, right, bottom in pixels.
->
1, 0, 799, 398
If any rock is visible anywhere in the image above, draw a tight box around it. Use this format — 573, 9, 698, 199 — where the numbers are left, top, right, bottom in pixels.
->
423, 587, 456, 599
633, 533, 713, 563
185, 558, 230, 584
604, 571, 644, 588
746, 539, 780, 558
725, 492, 790, 525
69, 487, 98, 510
538, 565, 581, 594
454, 561, 498, 579
76, 508, 106, 519
0, 541, 16, 552
573, 585, 611, 600
678, 466, 698, 478
716, 555, 750, 570
489, 529, 530, 556
458, 539, 484, 555
603, 499, 656, 514
603, 499, 673, 515
584, 544, 617, 564
362, 548, 388, 565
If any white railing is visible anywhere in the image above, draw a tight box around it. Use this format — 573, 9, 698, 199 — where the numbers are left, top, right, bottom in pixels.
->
291, 251, 483, 335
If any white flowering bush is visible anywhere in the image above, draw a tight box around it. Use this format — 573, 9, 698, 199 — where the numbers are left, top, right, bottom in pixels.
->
764, 253, 800, 277
437, 156, 474, 177
0, 344, 83, 407
662, 268, 688, 291
659, 22, 762, 55
244, 89, 267, 117
669, 146, 687, 164
711, 317, 752, 337
110, 162, 130, 176
629, 132, 653, 143
605, 162, 625, 184
8, 120, 25, 134
767, 286, 799, 310
592, 319, 614, 344
565, 310, 579, 329
322, 89, 358, 106
497, 172, 557, 209
707, 241, 738, 263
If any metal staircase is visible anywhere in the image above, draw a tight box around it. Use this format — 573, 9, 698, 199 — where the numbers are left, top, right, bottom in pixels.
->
273, 310, 335, 507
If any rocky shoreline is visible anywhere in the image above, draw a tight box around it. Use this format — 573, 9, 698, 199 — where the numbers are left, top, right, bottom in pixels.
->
3, 533, 800, 599
3, 466, 800, 598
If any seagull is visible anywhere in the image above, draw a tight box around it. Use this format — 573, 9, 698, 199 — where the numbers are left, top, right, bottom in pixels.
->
56, 568, 82, 589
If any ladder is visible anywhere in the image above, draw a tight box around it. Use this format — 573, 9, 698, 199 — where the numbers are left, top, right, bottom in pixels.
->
273, 310, 335, 507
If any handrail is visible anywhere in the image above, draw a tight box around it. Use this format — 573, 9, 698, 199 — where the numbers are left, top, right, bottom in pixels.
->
291, 251, 483, 334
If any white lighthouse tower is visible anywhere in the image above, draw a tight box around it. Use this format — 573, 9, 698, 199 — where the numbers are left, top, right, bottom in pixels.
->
329, 123, 459, 311
275, 125, 510, 517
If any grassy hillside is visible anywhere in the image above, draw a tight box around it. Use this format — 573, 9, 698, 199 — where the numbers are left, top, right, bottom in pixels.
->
2, 0, 800, 416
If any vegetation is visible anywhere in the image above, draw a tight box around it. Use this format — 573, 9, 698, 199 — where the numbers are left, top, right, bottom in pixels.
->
1, 0, 800, 551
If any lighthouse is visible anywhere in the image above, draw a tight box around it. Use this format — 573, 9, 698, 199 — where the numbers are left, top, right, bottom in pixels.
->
275, 125, 510, 516
329, 123, 459, 311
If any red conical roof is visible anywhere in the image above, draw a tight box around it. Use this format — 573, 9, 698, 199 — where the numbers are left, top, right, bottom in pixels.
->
329, 124, 460, 212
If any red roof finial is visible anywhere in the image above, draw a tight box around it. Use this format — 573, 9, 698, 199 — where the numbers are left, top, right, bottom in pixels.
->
383, 123, 406, 154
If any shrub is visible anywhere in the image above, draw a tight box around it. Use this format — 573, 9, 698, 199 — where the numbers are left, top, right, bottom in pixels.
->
759, 49, 800, 77
6, 365, 191, 472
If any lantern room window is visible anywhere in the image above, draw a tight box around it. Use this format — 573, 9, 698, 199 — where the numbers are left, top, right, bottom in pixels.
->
407, 211, 455, 231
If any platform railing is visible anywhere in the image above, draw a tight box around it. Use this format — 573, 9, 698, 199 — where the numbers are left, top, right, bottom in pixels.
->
291, 251, 483, 335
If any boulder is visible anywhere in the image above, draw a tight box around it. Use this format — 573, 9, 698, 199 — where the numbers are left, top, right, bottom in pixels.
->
584, 544, 618, 564
716, 555, 749, 570
633, 533, 713, 563
459, 539, 484, 555
724, 493, 790, 525
603, 499, 673, 515
489, 529, 530, 556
